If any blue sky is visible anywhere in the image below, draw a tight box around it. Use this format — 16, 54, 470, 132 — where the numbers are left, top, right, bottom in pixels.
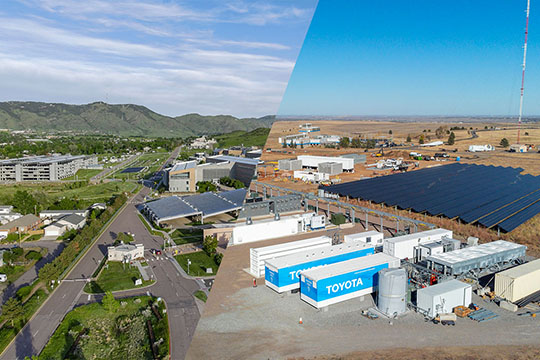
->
0, 0, 316, 117
279, 0, 540, 117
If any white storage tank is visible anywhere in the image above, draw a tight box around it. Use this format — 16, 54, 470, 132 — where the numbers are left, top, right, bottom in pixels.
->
377, 268, 408, 317
495, 259, 540, 302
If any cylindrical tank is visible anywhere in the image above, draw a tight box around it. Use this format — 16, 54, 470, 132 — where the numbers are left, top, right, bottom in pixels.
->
377, 267, 407, 317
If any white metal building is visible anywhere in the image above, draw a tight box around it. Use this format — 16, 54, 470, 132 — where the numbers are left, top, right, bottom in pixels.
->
297, 155, 355, 172
417, 279, 472, 317
108, 244, 145, 262
383, 229, 453, 260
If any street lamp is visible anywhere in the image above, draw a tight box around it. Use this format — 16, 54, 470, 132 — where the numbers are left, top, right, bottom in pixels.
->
187, 259, 191, 275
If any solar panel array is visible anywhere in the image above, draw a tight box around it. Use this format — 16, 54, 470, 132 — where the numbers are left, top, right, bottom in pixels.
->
322, 163, 540, 232
143, 189, 247, 221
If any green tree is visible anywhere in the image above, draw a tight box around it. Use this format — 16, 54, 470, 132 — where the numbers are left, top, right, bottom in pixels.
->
500, 138, 509, 147
388, 130, 393, 135
406, 135, 412, 143
12, 190, 38, 215
419, 135, 425, 145
102, 291, 119, 314
203, 235, 218, 256
447, 132, 456, 145
38, 262, 58, 285
339, 137, 350, 148
2, 297, 23, 327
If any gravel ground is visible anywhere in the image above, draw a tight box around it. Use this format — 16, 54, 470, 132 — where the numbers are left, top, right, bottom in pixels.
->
189, 278, 540, 359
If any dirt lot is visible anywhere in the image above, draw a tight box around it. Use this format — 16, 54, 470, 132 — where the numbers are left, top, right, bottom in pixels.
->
307, 345, 540, 360
186, 224, 540, 360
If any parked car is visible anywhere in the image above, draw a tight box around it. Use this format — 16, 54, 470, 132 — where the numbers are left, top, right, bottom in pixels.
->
0, 274, 7, 282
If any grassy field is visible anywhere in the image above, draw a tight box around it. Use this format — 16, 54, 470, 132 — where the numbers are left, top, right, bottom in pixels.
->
175, 251, 219, 277
0, 181, 135, 208
137, 213, 165, 238
214, 127, 270, 148
39, 296, 169, 360
84, 261, 153, 294
64, 169, 102, 181
170, 228, 203, 245
109, 152, 166, 180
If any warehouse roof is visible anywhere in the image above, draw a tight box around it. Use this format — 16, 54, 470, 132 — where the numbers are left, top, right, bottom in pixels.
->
208, 155, 260, 166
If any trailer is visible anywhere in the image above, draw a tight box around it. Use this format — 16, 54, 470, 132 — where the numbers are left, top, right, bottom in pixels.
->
300, 253, 400, 308
383, 229, 453, 260
265, 241, 374, 293
249, 236, 332, 278
343, 230, 384, 246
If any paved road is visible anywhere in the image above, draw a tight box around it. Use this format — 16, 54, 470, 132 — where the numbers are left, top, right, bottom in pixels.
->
0, 241, 65, 306
89, 153, 141, 183
1, 148, 200, 360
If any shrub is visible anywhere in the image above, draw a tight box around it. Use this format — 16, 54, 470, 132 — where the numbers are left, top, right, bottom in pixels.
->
25, 250, 42, 261
330, 213, 346, 225
16, 285, 32, 300
214, 252, 223, 265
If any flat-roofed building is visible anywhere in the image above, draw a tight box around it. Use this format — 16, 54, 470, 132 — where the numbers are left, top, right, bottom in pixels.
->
165, 160, 234, 192
0, 154, 98, 182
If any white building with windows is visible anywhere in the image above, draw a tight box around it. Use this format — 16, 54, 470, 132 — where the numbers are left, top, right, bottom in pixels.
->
108, 244, 145, 262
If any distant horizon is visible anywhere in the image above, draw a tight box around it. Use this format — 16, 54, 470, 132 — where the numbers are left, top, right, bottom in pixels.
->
279, 0, 540, 117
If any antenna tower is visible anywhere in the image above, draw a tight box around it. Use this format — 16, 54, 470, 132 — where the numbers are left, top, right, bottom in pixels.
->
517, 0, 530, 144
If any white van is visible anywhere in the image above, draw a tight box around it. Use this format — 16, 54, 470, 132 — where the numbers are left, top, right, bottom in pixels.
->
0, 274, 7, 282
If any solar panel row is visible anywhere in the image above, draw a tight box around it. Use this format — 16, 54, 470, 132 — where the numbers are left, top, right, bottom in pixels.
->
322, 163, 540, 232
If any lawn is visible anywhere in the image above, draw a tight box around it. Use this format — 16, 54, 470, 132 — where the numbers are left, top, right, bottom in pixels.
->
109, 153, 165, 180
170, 228, 203, 245
39, 296, 169, 360
214, 127, 270, 148
175, 251, 219, 277
137, 213, 165, 238
194, 290, 207, 302
64, 169, 102, 181
0, 181, 135, 210
84, 261, 153, 294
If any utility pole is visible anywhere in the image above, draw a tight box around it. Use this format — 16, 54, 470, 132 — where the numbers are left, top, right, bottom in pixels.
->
517, 0, 530, 144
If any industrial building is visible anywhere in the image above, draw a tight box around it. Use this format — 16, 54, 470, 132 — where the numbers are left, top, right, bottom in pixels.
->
0, 155, 98, 182
265, 241, 374, 293
278, 159, 302, 171
206, 155, 260, 187
318, 162, 343, 175
300, 252, 400, 308
425, 240, 527, 276
165, 160, 233, 192
293, 170, 329, 183
141, 188, 246, 226
239, 194, 302, 219
297, 155, 354, 172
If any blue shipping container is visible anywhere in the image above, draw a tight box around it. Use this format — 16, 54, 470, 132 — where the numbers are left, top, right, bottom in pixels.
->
265, 244, 374, 293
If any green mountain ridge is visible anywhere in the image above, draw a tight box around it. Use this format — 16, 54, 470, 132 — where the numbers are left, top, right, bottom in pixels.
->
0, 101, 275, 137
